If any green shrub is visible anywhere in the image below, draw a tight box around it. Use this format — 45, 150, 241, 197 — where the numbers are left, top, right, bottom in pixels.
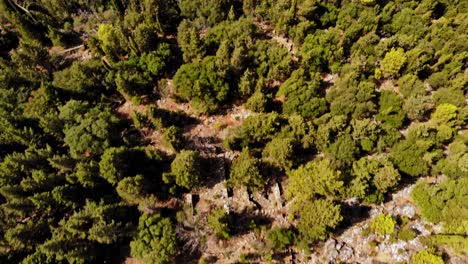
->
163, 126, 183, 152
262, 137, 295, 171
130, 214, 177, 264
377, 91, 406, 129
410, 250, 443, 264
266, 228, 295, 250
167, 150, 201, 190
369, 214, 395, 236
380, 48, 407, 78
398, 228, 417, 241
297, 199, 342, 243
207, 208, 231, 239
245, 90, 268, 113
228, 148, 263, 190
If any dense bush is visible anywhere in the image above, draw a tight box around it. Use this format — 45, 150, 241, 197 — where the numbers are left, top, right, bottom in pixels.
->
165, 150, 201, 191
369, 214, 395, 236
266, 228, 295, 251
297, 199, 342, 243
207, 208, 231, 239
227, 148, 263, 190
130, 214, 177, 264
411, 250, 444, 264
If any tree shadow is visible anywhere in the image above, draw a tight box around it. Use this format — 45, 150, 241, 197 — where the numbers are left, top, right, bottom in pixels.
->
149, 107, 200, 128
199, 154, 230, 189
230, 209, 273, 237
333, 202, 372, 237
175, 250, 203, 264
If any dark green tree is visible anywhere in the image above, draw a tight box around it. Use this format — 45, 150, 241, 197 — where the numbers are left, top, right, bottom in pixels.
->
376, 91, 406, 129
228, 148, 263, 190
296, 199, 342, 243
130, 213, 177, 264
64, 108, 119, 159
207, 207, 231, 239
165, 150, 201, 191
262, 137, 296, 171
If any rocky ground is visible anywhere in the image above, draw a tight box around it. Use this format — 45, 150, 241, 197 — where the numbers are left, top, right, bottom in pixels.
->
298, 183, 467, 264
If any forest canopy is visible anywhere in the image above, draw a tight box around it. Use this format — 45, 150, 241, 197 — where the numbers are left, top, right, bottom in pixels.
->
0, 0, 466, 263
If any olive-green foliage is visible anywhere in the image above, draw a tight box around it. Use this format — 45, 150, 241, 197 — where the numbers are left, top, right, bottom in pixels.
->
138, 44, 172, 76
245, 90, 268, 113
253, 40, 293, 82
411, 178, 468, 233
99, 147, 160, 186
278, 114, 313, 149
373, 164, 401, 194
41, 201, 134, 263
380, 48, 407, 78
228, 148, 263, 190
0, 0, 52, 43
163, 126, 183, 152
167, 150, 201, 190
347, 158, 374, 200
403, 95, 432, 121
130, 213, 177, 264
301, 28, 343, 73
423, 234, 468, 256
117, 175, 148, 205
4, 218, 49, 252
63, 107, 119, 159
336, 2, 377, 44
277, 69, 327, 118
435, 134, 468, 179
72, 160, 100, 188
266, 228, 294, 251
350, 118, 380, 152
397, 74, 426, 98
297, 199, 342, 243
238, 68, 257, 97
173, 57, 229, 113
347, 156, 401, 200
325, 133, 358, 163
369, 214, 395, 236
58, 100, 90, 123
52, 60, 108, 96
391, 139, 432, 177
177, 20, 205, 63
411, 250, 444, 264
326, 73, 376, 119
431, 103, 459, 127
376, 91, 406, 129
96, 23, 124, 60
114, 63, 154, 100
207, 207, 231, 239
131, 111, 150, 129
10, 40, 51, 82
178, 0, 232, 26
99, 147, 132, 185
204, 17, 257, 55
262, 137, 295, 171
224, 112, 283, 150
287, 158, 343, 209
313, 114, 348, 152
433, 88, 465, 108
398, 228, 416, 241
